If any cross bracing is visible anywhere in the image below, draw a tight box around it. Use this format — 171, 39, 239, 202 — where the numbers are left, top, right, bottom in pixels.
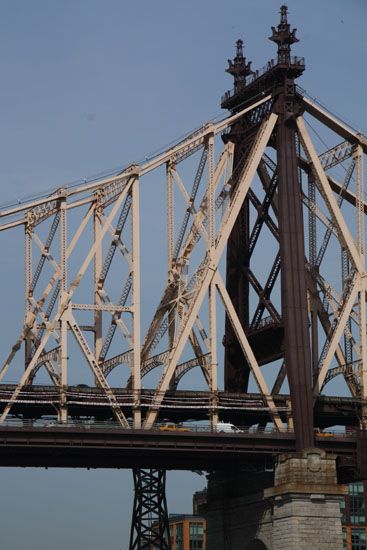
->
0, 93, 365, 432
0, 19, 366, 453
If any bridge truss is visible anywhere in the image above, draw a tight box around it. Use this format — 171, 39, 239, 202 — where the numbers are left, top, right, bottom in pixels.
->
0, 32, 366, 444
0, 96, 277, 428
0, 3, 366, 458
1, 6, 367, 548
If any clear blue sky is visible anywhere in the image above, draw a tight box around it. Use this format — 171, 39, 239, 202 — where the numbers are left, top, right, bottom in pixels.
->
0, 1, 366, 548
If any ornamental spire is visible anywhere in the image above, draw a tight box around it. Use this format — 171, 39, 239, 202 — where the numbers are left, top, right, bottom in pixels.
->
269, 5, 299, 64
226, 39, 253, 93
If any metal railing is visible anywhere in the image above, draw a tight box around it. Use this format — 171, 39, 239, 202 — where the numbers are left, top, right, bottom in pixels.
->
247, 315, 281, 333
221, 56, 305, 104
0, 385, 287, 411
0, 417, 357, 439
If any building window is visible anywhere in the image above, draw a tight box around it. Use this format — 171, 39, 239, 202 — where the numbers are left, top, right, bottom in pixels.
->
350, 482, 364, 496
340, 497, 346, 524
342, 528, 347, 550
176, 522, 183, 550
189, 522, 204, 549
351, 528, 366, 550
350, 495, 365, 526
190, 522, 204, 536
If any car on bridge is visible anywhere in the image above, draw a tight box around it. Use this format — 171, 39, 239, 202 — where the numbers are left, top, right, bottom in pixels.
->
314, 428, 335, 438
216, 422, 243, 433
159, 422, 190, 432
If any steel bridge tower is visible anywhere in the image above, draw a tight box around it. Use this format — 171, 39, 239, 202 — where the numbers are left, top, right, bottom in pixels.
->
131, 6, 366, 545
129, 469, 171, 550
0, 4, 366, 549
223, 5, 314, 450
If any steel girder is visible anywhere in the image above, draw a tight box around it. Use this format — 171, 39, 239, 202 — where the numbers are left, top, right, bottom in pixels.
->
0, 9, 366, 451
129, 469, 171, 550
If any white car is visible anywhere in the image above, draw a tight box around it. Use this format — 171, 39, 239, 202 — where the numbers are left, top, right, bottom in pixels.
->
216, 422, 242, 433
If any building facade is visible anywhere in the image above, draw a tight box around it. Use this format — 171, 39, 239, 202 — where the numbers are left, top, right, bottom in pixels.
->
168, 514, 206, 550
341, 481, 367, 549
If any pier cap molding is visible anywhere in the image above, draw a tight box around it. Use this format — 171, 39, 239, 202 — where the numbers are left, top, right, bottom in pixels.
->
264, 448, 348, 497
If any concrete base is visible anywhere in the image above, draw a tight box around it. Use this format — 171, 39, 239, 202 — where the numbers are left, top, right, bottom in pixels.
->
202, 449, 347, 550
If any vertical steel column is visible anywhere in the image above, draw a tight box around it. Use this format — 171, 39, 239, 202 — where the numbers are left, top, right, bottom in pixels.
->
224, 148, 251, 392
207, 134, 215, 249
221, 39, 255, 392
354, 145, 367, 399
308, 173, 317, 266
59, 197, 68, 422
166, 161, 174, 272
342, 248, 353, 365
166, 162, 176, 357
209, 281, 218, 428
355, 145, 364, 258
132, 177, 141, 428
24, 224, 33, 366
308, 174, 319, 375
94, 201, 103, 367
268, 1, 314, 445
207, 133, 218, 427
129, 469, 171, 550
277, 113, 313, 449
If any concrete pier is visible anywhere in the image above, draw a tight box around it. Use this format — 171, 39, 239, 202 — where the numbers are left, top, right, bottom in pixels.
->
203, 449, 347, 549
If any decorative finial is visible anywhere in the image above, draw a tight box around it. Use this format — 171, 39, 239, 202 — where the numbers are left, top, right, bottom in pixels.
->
269, 5, 299, 64
226, 39, 253, 92
280, 5, 288, 25
235, 39, 244, 58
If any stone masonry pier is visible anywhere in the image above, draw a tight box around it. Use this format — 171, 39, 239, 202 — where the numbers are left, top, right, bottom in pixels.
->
203, 449, 347, 549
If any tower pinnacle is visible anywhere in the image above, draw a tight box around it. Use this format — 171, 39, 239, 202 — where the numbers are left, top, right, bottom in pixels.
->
222, 5, 304, 112
269, 5, 299, 64
226, 39, 253, 93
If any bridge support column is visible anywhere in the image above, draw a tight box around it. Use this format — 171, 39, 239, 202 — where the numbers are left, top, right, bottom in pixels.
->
203, 449, 347, 550
129, 469, 171, 550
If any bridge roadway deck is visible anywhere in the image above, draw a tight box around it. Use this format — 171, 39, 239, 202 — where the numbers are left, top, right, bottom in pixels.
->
0, 386, 362, 470
0, 424, 357, 470
0, 385, 362, 428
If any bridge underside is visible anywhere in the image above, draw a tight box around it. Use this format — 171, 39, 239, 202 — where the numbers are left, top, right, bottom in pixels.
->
0, 387, 363, 481
0, 424, 358, 473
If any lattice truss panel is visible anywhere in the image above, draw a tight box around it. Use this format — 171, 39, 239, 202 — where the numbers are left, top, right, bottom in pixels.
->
0, 93, 366, 430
